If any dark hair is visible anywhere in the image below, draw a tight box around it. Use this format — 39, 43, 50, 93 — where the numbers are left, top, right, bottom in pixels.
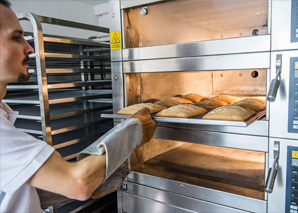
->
0, 0, 11, 8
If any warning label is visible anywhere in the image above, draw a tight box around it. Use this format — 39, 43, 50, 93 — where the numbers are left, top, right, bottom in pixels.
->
293, 151, 298, 159
110, 31, 121, 50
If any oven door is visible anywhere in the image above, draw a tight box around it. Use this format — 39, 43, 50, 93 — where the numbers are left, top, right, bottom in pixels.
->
269, 50, 298, 140
268, 138, 298, 213
272, 0, 298, 51
118, 133, 268, 213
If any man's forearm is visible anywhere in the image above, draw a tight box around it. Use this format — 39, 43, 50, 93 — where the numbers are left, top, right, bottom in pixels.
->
27, 151, 106, 200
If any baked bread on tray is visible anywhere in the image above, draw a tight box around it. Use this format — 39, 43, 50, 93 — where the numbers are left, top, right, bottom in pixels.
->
182, 93, 206, 103
211, 95, 241, 104
155, 104, 207, 118
154, 97, 193, 108
202, 105, 256, 121
233, 97, 266, 111
117, 103, 166, 115
193, 98, 227, 110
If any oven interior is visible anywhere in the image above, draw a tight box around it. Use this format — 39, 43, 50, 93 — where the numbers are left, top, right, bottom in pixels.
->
130, 139, 265, 200
126, 68, 267, 200
125, 69, 267, 105
123, 0, 268, 48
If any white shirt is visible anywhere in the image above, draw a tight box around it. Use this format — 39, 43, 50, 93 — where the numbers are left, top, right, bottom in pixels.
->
0, 102, 55, 213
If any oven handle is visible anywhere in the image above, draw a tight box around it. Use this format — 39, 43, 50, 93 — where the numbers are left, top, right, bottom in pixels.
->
267, 54, 282, 102
265, 141, 280, 193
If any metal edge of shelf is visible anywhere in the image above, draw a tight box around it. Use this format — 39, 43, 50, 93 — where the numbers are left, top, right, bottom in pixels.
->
52, 132, 105, 149
43, 36, 110, 48
7, 85, 38, 90
3, 99, 40, 104
37, 15, 109, 33
101, 110, 266, 127
47, 80, 112, 89
49, 93, 112, 105
46, 68, 111, 74
51, 118, 111, 135
44, 53, 110, 60
50, 105, 113, 120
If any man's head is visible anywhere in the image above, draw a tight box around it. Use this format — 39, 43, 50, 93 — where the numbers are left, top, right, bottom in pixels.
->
0, 0, 34, 86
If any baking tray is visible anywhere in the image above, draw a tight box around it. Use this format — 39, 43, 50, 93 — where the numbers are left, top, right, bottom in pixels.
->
101, 109, 266, 127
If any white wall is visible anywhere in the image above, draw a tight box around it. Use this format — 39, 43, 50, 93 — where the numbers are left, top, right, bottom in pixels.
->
10, 0, 107, 39
94, 2, 110, 41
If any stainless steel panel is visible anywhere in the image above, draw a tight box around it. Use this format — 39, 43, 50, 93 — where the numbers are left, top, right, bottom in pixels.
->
269, 51, 298, 140
123, 35, 271, 61
154, 126, 268, 152
121, 184, 247, 213
127, 172, 267, 212
109, 0, 122, 62
111, 62, 124, 113
267, 138, 298, 213
120, 0, 163, 9
122, 192, 195, 213
123, 52, 270, 73
272, 0, 298, 51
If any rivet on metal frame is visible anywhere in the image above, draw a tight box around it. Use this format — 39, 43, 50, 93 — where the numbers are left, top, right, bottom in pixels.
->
140, 6, 148, 16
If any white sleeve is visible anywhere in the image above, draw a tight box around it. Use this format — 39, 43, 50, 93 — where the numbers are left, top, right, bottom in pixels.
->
0, 117, 54, 194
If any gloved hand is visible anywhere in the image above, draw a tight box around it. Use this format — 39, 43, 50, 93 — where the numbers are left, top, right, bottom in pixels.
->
129, 107, 157, 146
91, 161, 129, 199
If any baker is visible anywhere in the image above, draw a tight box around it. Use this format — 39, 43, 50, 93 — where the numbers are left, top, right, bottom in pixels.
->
0, 0, 156, 212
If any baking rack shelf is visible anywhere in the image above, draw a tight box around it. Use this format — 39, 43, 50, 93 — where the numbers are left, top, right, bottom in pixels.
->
101, 109, 266, 127
3, 12, 113, 161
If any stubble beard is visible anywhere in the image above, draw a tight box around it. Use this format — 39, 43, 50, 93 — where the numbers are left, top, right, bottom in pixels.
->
18, 72, 30, 82
18, 56, 31, 82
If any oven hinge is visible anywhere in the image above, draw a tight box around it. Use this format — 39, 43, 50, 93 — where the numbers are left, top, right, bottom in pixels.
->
265, 141, 280, 193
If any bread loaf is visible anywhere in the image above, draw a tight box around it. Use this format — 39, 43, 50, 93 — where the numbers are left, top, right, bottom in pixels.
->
194, 98, 227, 110
117, 103, 166, 115
155, 104, 207, 118
212, 95, 241, 104
155, 97, 193, 108
202, 105, 255, 121
233, 97, 266, 111
183, 93, 206, 103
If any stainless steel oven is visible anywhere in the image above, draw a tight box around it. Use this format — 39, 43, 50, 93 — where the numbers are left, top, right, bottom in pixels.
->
106, 0, 298, 212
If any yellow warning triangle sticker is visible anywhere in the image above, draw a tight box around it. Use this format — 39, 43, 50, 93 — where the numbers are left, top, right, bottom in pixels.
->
111, 33, 120, 44
110, 31, 121, 50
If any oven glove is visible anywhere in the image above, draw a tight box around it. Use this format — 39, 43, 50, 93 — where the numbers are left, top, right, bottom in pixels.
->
90, 160, 129, 199
77, 118, 142, 181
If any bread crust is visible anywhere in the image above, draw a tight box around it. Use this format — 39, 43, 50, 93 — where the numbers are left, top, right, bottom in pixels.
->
117, 103, 166, 115
155, 97, 193, 108
194, 98, 227, 110
202, 105, 256, 121
155, 104, 207, 118
183, 93, 206, 103
212, 95, 241, 104
234, 98, 266, 111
